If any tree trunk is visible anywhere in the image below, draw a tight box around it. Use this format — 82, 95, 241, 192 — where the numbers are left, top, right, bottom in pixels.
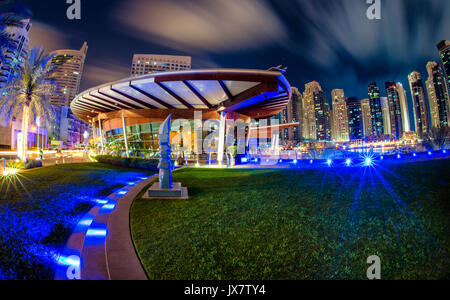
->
20, 104, 30, 162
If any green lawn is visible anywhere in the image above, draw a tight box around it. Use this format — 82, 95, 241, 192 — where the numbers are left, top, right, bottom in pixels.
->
131, 160, 450, 280
0, 163, 152, 280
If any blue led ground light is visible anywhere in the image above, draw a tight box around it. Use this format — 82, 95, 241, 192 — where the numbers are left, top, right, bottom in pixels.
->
236, 149, 449, 168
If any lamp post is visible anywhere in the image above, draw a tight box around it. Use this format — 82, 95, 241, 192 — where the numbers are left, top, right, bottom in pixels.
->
83, 131, 89, 152
36, 117, 40, 159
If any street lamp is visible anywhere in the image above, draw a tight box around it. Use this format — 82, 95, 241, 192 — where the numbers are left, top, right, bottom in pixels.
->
83, 131, 89, 152
36, 117, 41, 157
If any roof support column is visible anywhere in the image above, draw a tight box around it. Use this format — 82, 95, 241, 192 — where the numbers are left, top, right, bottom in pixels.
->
122, 111, 129, 158
217, 111, 226, 166
98, 118, 104, 153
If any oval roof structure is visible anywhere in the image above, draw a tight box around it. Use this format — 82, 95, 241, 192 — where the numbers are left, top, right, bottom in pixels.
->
71, 68, 291, 122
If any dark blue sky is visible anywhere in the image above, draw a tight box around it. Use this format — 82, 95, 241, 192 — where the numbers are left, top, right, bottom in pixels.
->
24, 0, 449, 104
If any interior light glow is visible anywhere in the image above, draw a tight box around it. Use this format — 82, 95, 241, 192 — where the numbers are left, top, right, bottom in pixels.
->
345, 159, 352, 166
365, 158, 373, 166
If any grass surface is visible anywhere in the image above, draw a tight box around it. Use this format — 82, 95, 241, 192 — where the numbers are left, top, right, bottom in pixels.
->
131, 160, 450, 280
0, 163, 152, 280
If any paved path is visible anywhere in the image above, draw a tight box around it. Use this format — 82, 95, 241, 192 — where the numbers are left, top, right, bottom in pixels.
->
55, 174, 157, 280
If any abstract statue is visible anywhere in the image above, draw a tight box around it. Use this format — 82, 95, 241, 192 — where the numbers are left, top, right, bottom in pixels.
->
158, 114, 173, 189
146, 114, 188, 199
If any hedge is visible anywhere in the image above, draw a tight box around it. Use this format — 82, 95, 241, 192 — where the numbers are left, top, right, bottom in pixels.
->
95, 155, 159, 171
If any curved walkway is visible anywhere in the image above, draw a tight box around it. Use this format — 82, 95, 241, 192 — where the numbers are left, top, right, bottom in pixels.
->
55, 174, 158, 280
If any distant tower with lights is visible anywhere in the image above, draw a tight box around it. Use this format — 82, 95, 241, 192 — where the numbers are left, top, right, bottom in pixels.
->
437, 40, 450, 89
130, 54, 191, 76
48, 42, 88, 106
408, 71, 430, 135
47, 42, 89, 146
331, 89, 349, 142
346, 97, 363, 141
385, 82, 404, 139
426, 61, 449, 128
360, 98, 372, 139
396, 82, 411, 133
368, 82, 384, 138
302, 81, 331, 141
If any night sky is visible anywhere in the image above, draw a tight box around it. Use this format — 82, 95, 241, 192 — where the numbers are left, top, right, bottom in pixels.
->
23, 0, 450, 105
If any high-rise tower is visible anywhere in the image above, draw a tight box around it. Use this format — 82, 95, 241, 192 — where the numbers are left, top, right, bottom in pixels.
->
426, 61, 449, 128
360, 98, 372, 139
346, 97, 363, 141
331, 89, 349, 142
396, 82, 411, 133
130, 54, 191, 77
408, 71, 430, 135
368, 82, 384, 138
0, 19, 31, 89
385, 82, 404, 139
48, 42, 88, 106
437, 40, 450, 89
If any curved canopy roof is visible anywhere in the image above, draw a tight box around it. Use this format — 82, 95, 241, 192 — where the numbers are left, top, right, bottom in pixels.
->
71, 68, 291, 122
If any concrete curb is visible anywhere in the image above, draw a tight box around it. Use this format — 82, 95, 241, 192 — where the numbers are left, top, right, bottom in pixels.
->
54, 174, 157, 280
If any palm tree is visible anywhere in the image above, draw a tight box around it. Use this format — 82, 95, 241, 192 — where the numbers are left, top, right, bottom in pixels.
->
423, 126, 450, 151
0, 47, 58, 161
0, 0, 31, 63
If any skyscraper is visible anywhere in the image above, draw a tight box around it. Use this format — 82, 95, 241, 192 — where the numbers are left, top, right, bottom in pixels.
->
0, 19, 31, 89
426, 61, 449, 128
48, 42, 88, 106
397, 82, 411, 133
381, 97, 391, 135
346, 97, 363, 141
279, 87, 303, 143
437, 40, 450, 89
314, 85, 331, 141
368, 82, 384, 137
287, 87, 303, 142
47, 43, 89, 146
0, 19, 32, 150
130, 54, 191, 76
331, 89, 349, 142
302, 82, 318, 140
385, 82, 404, 139
408, 71, 430, 135
360, 98, 373, 138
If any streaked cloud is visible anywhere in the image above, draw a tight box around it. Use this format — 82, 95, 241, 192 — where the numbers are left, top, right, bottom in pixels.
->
112, 0, 288, 53
290, 0, 450, 71
28, 21, 69, 53
81, 62, 130, 90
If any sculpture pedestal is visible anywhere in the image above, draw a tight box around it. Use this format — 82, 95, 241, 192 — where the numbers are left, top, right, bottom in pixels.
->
144, 182, 188, 200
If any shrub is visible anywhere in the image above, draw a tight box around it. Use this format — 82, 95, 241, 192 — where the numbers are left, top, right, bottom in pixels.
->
95, 155, 159, 171
6, 160, 42, 170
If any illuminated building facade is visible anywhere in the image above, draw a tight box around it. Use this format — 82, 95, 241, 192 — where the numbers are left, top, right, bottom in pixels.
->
280, 87, 303, 143
71, 68, 292, 160
408, 71, 430, 135
368, 82, 384, 137
346, 97, 363, 141
47, 43, 89, 147
302, 82, 317, 140
437, 40, 450, 89
0, 19, 31, 89
302, 81, 331, 141
426, 61, 449, 128
385, 82, 403, 139
130, 54, 191, 77
331, 89, 349, 142
397, 82, 411, 133
360, 98, 372, 138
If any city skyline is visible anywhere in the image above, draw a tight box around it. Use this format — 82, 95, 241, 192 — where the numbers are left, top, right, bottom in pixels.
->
21, 0, 450, 102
